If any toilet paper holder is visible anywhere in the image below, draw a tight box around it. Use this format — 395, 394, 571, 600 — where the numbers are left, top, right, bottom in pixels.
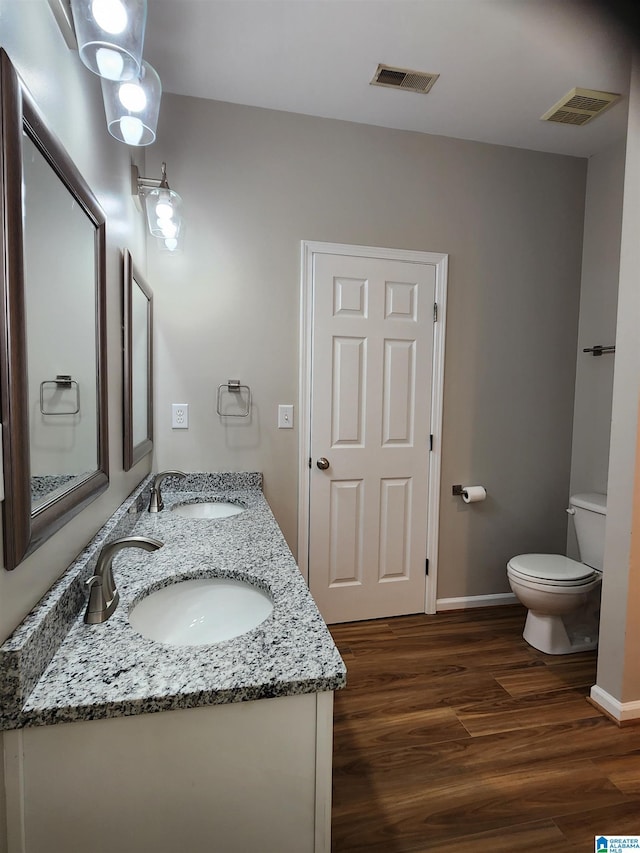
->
452, 484, 487, 500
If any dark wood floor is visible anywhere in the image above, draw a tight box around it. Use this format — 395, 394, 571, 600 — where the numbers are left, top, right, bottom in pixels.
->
329, 605, 640, 852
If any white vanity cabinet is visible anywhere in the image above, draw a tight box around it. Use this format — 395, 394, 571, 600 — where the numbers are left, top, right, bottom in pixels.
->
0, 478, 345, 853
4, 691, 334, 853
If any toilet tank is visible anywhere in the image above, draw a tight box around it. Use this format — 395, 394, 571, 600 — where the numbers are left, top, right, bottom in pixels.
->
569, 492, 607, 570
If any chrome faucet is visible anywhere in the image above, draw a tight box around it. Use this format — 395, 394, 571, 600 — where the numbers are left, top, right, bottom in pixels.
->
148, 470, 186, 513
84, 536, 163, 624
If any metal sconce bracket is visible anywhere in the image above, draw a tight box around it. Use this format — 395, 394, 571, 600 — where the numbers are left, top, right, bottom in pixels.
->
47, 0, 77, 49
131, 162, 166, 209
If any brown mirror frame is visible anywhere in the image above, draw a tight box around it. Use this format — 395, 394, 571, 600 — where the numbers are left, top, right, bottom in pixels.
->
0, 50, 109, 571
123, 250, 153, 470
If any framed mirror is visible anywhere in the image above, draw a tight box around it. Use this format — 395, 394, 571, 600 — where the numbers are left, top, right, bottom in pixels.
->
0, 50, 109, 571
123, 250, 153, 470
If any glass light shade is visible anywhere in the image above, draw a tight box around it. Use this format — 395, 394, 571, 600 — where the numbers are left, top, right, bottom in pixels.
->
143, 186, 183, 237
70, 0, 147, 81
101, 61, 161, 146
157, 234, 181, 253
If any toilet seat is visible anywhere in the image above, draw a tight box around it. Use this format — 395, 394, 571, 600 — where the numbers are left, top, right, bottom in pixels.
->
507, 553, 598, 587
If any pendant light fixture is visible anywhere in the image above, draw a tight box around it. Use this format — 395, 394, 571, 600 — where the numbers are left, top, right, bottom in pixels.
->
101, 60, 161, 145
70, 0, 147, 81
133, 163, 184, 250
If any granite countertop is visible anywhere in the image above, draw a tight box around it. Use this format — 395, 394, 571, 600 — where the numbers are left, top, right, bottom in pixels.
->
0, 473, 346, 728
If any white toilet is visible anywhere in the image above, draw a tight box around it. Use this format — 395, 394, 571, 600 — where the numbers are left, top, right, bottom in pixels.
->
507, 492, 606, 655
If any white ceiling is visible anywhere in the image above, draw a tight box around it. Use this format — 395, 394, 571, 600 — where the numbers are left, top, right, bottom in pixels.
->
143, 0, 632, 159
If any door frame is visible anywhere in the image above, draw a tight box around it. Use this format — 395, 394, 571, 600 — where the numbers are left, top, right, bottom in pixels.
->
298, 241, 448, 615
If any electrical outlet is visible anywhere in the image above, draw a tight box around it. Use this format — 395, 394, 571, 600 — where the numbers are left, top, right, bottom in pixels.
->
172, 403, 189, 429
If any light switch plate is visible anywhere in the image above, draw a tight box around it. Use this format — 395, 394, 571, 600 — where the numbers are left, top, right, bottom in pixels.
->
278, 404, 294, 429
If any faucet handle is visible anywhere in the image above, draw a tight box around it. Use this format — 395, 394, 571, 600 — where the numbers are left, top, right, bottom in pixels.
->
85, 575, 101, 593
149, 470, 187, 513
84, 537, 162, 624
155, 470, 186, 485
85, 575, 109, 622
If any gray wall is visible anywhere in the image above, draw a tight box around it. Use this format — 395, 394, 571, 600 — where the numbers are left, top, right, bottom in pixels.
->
0, 4, 155, 850
0, 1, 152, 643
597, 55, 640, 704
148, 93, 588, 603
568, 140, 625, 544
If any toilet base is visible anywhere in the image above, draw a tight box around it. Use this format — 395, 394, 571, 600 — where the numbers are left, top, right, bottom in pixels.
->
523, 610, 598, 655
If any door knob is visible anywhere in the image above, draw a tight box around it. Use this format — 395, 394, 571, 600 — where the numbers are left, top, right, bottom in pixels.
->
316, 457, 330, 470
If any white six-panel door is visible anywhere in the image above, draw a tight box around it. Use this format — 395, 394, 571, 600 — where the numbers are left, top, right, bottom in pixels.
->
305, 248, 441, 624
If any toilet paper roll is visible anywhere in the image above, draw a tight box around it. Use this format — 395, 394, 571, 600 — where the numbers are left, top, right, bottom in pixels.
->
462, 485, 487, 504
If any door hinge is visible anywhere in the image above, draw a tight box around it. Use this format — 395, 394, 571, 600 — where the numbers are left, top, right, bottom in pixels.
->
433, 302, 438, 322
308, 457, 312, 469
425, 558, 429, 575
429, 434, 433, 451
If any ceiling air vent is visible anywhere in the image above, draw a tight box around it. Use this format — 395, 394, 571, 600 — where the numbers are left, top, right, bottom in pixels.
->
541, 87, 621, 126
371, 64, 439, 95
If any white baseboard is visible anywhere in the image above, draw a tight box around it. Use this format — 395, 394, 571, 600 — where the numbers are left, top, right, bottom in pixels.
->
436, 592, 518, 611
590, 685, 640, 723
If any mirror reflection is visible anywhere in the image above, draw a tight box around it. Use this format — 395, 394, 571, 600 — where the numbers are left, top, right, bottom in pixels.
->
0, 49, 108, 571
131, 277, 149, 446
22, 131, 99, 511
123, 250, 153, 470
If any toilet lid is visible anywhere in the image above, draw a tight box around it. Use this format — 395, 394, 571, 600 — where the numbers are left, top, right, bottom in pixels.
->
508, 553, 597, 584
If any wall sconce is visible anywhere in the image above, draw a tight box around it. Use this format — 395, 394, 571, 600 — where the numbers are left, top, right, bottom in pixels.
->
133, 162, 184, 251
101, 60, 161, 145
70, 0, 147, 81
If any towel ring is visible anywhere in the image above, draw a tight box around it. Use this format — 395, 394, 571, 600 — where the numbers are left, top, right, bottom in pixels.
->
40, 375, 80, 416
216, 380, 251, 418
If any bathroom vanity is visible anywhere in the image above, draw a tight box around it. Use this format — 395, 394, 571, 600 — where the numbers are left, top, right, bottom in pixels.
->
0, 474, 346, 853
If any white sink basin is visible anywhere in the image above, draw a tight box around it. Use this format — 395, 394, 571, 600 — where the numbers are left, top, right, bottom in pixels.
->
129, 578, 273, 645
171, 501, 245, 519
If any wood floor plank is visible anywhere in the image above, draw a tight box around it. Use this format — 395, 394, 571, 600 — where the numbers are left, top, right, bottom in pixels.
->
333, 717, 640, 801
541, 648, 601, 666
332, 760, 632, 851
329, 620, 395, 644
330, 609, 635, 852
387, 619, 526, 646
388, 606, 528, 635
554, 799, 640, 847
333, 705, 470, 748
593, 751, 640, 794
389, 605, 527, 628
405, 819, 567, 853
333, 669, 510, 724
341, 653, 471, 684
336, 635, 542, 672
455, 687, 601, 736
494, 657, 597, 697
